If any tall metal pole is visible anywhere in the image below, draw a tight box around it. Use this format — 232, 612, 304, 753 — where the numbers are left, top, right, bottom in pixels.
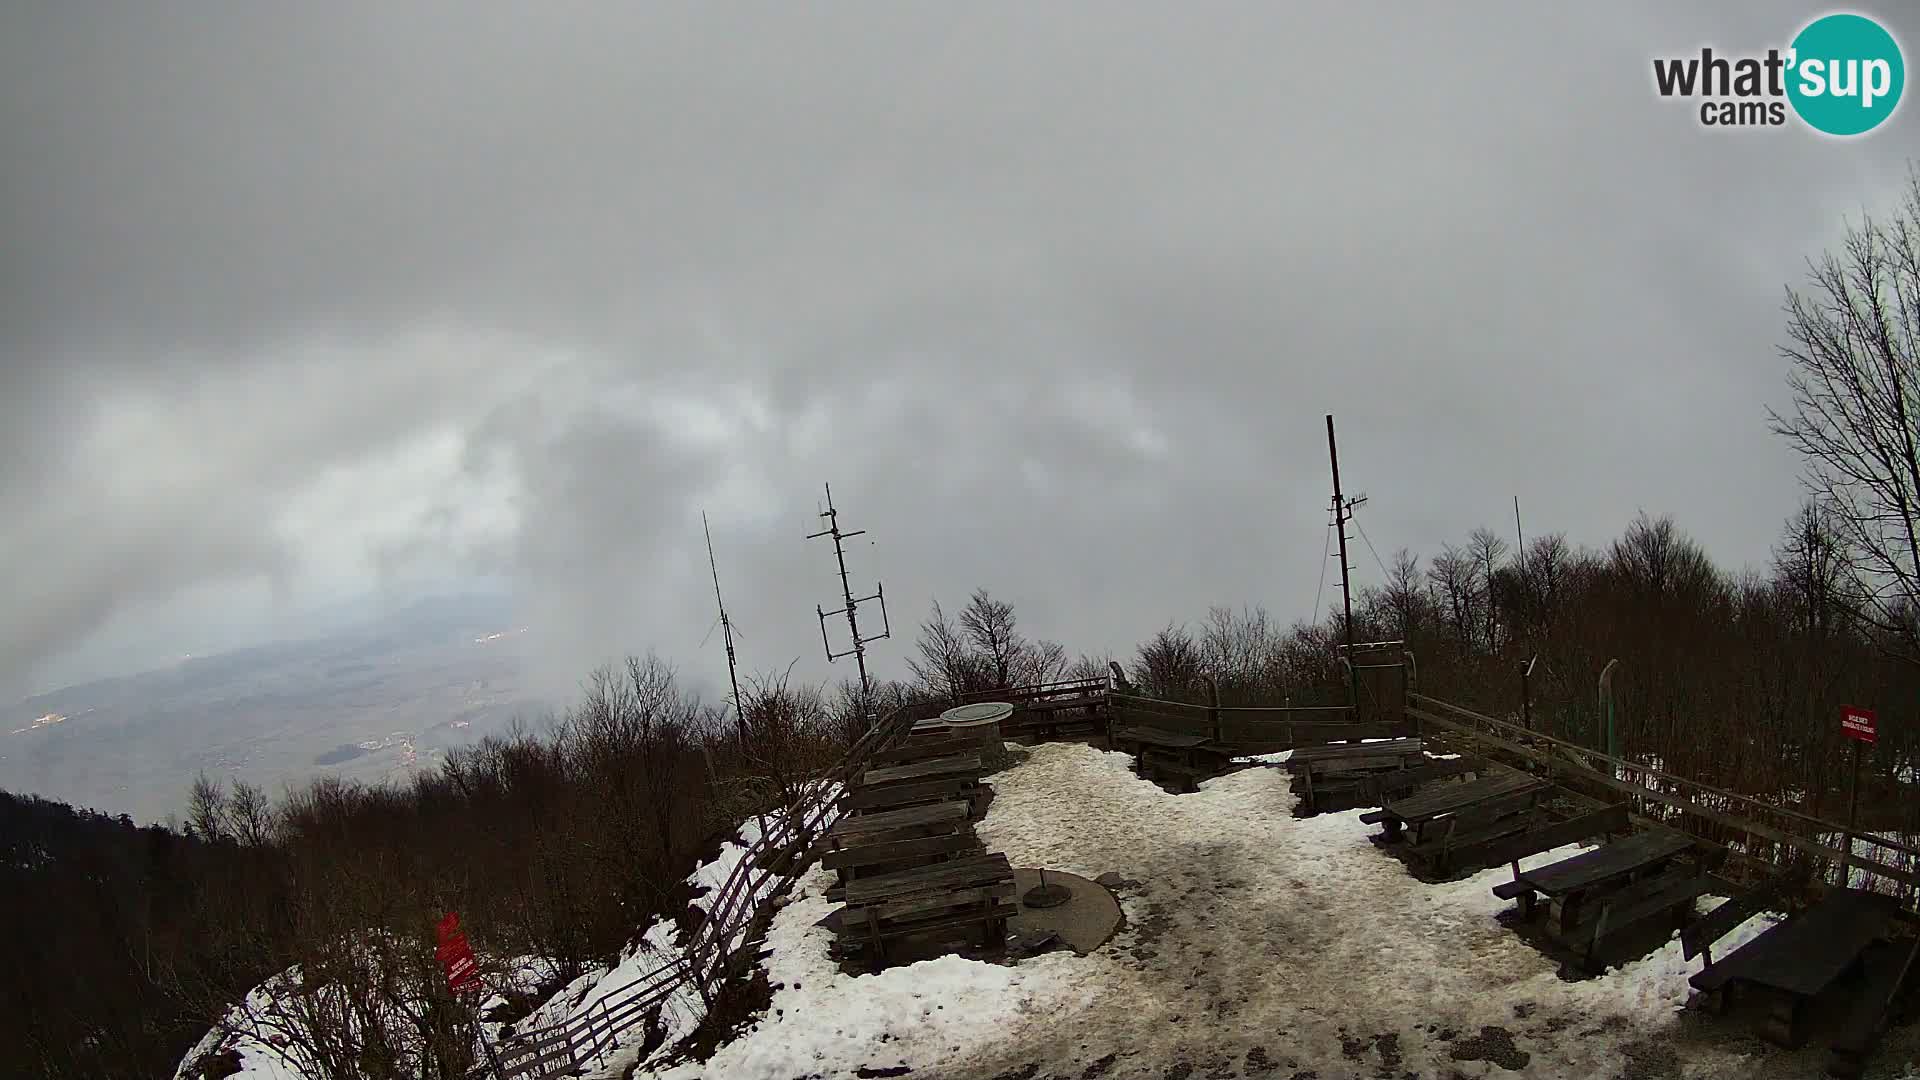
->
808, 484, 890, 716
704, 513, 749, 746
1514, 495, 1525, 556
1326, 415, 1358, 707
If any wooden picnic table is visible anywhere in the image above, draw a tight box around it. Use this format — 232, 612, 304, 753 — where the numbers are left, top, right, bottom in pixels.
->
861, 753, 983, 787
1113, 725, 1232, 792
835, 852, 1018, 969
1689, 887, 1897, 1047
1365, 770, 1545, 841
1514, 828, 1692, 895
1498, 828, 1695, 932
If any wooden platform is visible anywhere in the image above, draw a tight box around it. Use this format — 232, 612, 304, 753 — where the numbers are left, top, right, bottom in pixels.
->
1112, 725, 1234, 792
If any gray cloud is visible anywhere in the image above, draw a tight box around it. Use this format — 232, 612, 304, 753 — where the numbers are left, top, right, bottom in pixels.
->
3, 2, 1917, 702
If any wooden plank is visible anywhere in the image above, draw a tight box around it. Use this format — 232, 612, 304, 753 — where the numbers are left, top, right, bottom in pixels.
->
1479, 804, 1631, 874
843, 853, 1015, 906
1286, 738, 1424, 766
839, 776, 977, 812
828, 800, 969, 840
1310, 755, 1426, 780
821, 832, 984, 872
862, 753, 984, 787
1691, 888, 1896, 997
1515, 830, 1695, 898
871, 882, 1017, 923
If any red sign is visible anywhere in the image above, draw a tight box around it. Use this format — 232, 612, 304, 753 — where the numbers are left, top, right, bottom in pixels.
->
435, 912, 484, 995
1840, 705, 1877, 744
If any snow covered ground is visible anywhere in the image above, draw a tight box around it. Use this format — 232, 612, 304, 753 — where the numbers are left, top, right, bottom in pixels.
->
637, 742, 1920, 1080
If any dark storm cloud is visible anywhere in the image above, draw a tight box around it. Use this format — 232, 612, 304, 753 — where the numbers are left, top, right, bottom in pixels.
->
3, 2, 1917, 701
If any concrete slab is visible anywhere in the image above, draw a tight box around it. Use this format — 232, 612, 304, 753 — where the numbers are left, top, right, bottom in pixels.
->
1008, 868, 1123, 956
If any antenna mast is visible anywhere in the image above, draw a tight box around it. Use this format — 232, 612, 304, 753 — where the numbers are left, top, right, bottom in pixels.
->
807, 483, 890, 705
1326, 414, 1364, 708
703, 512, 749, 747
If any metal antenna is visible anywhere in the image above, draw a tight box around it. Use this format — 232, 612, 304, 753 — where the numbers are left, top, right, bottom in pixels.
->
704, 512, 749, 748
807, 483, 890, 707
1327, 415, 1361, 708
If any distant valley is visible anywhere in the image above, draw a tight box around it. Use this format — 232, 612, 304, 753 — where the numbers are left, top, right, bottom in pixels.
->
0, 594, 554, 824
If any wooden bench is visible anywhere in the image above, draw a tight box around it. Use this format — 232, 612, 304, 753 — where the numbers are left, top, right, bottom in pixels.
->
1405, 791, 1544, 875
1483, 804, 1631, 894
1827, 936, 1920, 1077
835, 853, 1018, 969
1363, 771, 1548, 844
1493, 828, 1694, 930
1690, 888, 1898, 1048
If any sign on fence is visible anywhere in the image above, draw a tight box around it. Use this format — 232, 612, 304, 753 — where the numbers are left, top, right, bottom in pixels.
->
1840, 705, 1878, 744
436, 912, 484, 995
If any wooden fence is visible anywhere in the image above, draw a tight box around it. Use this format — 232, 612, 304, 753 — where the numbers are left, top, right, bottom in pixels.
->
494, 697, 950, 1077
1408, 692, 1920, 906
1108, 692, 1383, 753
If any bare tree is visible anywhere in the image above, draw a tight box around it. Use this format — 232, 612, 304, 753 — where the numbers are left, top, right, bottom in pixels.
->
223, 780, 274, 847
1427, 544, 1481, 653
188, 773, 226, 844
1466, 528, 1510, 652
907, 600, 983, 698
1770, 167, 1920, 664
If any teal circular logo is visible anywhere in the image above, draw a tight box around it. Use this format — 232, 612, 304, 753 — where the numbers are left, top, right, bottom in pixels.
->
1787, 13, 1904, 136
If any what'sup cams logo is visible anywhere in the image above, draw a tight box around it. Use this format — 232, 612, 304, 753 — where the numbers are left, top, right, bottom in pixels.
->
1653, 12, 1904, 135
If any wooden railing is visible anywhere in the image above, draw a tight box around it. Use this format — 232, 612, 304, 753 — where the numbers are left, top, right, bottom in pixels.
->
495, 697, 950, 1078
1408, 692, 1920, 905
1108, 692, 1370, 751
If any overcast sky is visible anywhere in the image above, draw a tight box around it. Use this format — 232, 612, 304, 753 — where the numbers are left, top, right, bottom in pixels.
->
3, 3, 1917, 704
